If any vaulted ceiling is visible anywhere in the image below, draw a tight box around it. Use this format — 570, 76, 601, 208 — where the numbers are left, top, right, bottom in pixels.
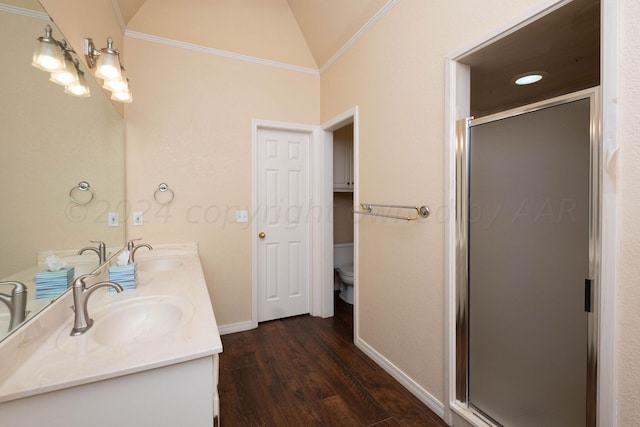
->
115, 0, 600, 115
115, 0, 389, 70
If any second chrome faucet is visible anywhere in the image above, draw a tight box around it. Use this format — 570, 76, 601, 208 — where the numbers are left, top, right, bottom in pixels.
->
70, 273, 123, 336
127, 238, 153, 263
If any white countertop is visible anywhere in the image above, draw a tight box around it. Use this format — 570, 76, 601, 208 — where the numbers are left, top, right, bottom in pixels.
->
0, 243, 222, 404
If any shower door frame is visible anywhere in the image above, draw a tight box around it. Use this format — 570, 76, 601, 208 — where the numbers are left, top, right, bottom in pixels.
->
454, 87, 601, 426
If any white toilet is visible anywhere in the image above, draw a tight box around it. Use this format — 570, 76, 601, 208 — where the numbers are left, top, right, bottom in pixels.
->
335, 264, 354, 304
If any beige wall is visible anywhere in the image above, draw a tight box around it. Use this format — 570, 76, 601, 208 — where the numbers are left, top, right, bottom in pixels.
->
320, 0, 547, 402
616, 0, 640, 423
123, 37, 319, 325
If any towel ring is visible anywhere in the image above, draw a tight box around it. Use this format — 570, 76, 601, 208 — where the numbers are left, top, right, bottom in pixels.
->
69, 181, 94, 205
154, 183, 174, 205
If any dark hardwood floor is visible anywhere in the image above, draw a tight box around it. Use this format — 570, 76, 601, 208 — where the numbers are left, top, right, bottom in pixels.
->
218, 292, 447, 426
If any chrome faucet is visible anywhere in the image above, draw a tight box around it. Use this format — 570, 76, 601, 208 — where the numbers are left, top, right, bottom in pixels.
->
0, 281, 27, 331
70, 273, 123, 336
127, 238, 153, 263
78, 240, 107, 264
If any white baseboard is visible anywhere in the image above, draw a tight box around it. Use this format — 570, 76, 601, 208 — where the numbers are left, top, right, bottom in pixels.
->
356, 337, 446, 420
218, 320, 254, 335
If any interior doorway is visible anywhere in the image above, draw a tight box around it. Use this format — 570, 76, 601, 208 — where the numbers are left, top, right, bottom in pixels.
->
322, 107, 359, 341
444, 1, 619, 425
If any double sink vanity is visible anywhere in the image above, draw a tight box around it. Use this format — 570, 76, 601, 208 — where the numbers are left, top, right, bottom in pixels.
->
0, 242, 222, 426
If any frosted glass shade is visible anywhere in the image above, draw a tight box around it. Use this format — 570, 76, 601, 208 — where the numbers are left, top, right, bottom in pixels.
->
103, 76, 128, 92
49, 56, 78, 86
65, 72, 91, 97
111, 89, 132, 103
32, 39, 64, 72
95, 51, 122, 80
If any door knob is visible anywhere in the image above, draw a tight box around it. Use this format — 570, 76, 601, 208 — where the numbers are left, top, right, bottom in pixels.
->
258, 232, 266, 239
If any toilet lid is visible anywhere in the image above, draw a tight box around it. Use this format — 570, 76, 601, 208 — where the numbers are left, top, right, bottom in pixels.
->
338, 264, 354, 276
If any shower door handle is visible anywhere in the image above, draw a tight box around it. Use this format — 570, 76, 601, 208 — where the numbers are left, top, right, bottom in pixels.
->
584, 278, 592, 312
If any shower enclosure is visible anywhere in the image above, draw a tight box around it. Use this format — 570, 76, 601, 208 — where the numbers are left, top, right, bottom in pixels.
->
455, 89, 600, 426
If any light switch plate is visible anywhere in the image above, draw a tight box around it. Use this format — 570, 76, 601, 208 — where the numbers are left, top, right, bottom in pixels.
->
108, 212, 119, 227
236, 210, 249, 223
133, 211, 144, 226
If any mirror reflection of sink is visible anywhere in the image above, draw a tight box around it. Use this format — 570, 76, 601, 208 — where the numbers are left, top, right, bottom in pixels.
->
91, 296, 194, 347
138, 258, 184, 272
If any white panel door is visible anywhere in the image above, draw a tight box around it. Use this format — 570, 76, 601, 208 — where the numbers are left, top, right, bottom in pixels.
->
257, 128, 310, 322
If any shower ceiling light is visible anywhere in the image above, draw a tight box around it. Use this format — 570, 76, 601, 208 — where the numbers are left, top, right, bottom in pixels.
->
512, 71, 548, 86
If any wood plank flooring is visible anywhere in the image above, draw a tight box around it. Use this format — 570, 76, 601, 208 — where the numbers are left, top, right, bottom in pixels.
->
219, 293, 447, 426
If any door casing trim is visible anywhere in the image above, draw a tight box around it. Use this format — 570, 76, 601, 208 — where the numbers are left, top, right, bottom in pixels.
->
444, 1, 619, 425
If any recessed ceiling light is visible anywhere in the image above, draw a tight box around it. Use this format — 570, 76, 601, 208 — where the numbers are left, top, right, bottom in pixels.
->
512, 71, 548, 86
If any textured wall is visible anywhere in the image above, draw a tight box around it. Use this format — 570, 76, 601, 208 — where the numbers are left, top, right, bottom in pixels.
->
616, 0, 640, 424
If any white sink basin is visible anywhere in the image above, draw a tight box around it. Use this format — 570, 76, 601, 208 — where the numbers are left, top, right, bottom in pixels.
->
91, 296, 194, 347
138, 258, 184, 272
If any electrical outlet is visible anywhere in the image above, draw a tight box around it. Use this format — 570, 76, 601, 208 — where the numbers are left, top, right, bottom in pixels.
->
133, 211, 144, 226
108, 212, 119, 227
236, 210, 249, 223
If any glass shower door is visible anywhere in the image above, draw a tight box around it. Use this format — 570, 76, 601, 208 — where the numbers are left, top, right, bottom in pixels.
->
466, 97, 592, 426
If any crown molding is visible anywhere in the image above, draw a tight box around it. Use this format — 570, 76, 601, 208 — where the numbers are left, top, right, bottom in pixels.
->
0, 3, 49, 20
125, 30, 320, 76
319, 0, 399, 73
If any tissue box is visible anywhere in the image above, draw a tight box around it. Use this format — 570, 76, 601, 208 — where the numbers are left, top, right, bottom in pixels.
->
109, 262, 137, 290
35, 267, 75, 299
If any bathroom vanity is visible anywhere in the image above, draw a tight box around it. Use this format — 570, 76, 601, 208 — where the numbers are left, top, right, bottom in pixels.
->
0, 243, 222, 426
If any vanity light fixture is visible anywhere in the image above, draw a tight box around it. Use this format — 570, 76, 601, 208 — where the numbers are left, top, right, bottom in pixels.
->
32, 26, 91, 98
84, 37, 132, 103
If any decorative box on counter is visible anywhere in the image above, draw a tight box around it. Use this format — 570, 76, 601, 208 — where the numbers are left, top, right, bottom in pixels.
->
35, 267, 75, 299
109, 262, 137, 290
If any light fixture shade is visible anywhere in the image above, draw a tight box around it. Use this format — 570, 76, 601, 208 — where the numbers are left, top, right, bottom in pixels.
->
65, 71, 91, 97
95, 53, 121, 80
111, 89, 132, 103
103, 77, 128, 92
32, 26, 64, 72
49, 55, 78, 86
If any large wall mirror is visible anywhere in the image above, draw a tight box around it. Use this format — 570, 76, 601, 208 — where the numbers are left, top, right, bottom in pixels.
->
0, 1, 125, 340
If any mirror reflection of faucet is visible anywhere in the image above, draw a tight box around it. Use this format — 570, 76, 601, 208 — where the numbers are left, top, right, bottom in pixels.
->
78, 240, 107, 264
127, 238, 153, 263
0, 281, 27, 331
70, 273, 123, 336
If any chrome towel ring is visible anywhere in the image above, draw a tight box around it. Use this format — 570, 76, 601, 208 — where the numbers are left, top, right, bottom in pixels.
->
69, 181, 94, 205
154, 183, 174, 205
